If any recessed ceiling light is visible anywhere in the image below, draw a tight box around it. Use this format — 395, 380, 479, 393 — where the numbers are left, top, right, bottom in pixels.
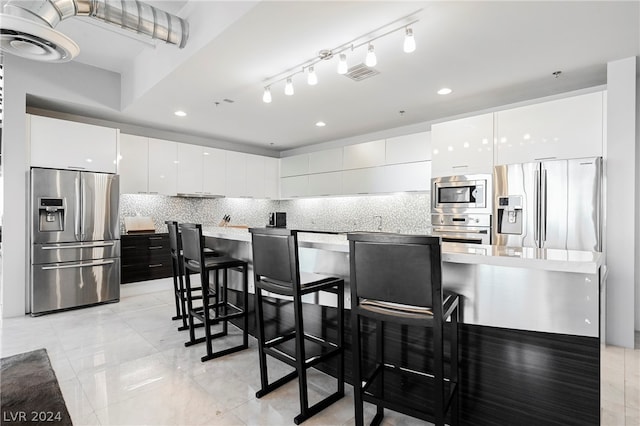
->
315, 121, 326, 127
437, 88, 452, 95
174, 110, 187, 117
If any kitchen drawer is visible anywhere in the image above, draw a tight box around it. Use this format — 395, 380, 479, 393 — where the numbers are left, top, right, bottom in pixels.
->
121, 233, 173, 283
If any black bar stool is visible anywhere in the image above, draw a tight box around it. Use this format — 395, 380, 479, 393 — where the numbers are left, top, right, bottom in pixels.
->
165, 221, 217, 331
347, 233, 460, 426
180, 223, 249, 361
249, 227, 345, 425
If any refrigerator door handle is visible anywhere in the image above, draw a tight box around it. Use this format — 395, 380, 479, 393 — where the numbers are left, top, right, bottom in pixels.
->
74, 175, 82, 241
80, 175, 86, 241
534, 169, 540, 246
540, 168, 548, 245
41, 241, 116, 250
41, 259, 115, 270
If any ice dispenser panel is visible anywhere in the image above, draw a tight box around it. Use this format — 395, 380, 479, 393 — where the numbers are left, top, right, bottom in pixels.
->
38, 198, 65, 232
497, 196, 523, 235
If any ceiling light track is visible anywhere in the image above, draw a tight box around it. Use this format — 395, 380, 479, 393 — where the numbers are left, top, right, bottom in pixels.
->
261, 9, 422, 104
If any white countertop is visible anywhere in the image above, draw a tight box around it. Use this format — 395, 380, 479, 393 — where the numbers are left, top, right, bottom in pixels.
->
202, 227, 603, 274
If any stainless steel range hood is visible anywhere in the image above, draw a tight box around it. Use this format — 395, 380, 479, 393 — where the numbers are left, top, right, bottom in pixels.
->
0, 0, 189, 62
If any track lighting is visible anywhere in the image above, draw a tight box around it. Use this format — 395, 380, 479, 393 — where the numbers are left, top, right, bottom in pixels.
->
337, 53, 348, 75
285, 78, 294, 96
260, 9, 421, 103
307, 66, 318, 85
403, 27, 416, 53
365, 44, 377, 67
262, 87, 272, 103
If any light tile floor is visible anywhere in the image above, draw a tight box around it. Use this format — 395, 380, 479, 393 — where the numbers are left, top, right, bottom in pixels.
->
0, 277, 638, 425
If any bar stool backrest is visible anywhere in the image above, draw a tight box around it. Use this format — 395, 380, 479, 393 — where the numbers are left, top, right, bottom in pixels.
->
165, 220, 181, 257
348, 233, 442, 311
180, 223, 204, 268
249, 227, 299, 288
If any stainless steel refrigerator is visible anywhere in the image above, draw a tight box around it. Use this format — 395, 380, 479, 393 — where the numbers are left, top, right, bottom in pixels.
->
493, 157, 602, 251
30, 167, 120, 315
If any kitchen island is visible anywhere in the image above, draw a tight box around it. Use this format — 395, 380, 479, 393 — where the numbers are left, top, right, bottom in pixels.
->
203, 227, 603, 425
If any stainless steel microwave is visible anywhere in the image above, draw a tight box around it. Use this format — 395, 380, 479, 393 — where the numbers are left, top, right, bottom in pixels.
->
431, 174, 492, 214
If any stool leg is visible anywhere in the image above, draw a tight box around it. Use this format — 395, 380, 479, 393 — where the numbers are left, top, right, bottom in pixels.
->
434, 317, 444, 426
337, 283, 345, 396
242, 265, 249, 349
178, 259, 189, 331
293, 294, 309, 424
222, 269, 228, 335
451, 306, 460, 426
184, 269, 197, 346
171, 257, 182, 321
373, 320, 384, 425
255, 286, 270, 397
352, 311, 364, 426
203, 269, 214, 360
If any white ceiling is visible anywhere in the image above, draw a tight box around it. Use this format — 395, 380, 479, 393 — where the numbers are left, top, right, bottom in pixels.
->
23, 1, 640, 151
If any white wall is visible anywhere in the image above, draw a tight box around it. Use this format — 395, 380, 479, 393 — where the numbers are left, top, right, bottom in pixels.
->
605, 57, 637, 347
1, 56, 120, 317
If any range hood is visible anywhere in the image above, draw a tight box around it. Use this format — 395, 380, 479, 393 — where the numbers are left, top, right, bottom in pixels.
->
0, 0, 189, 62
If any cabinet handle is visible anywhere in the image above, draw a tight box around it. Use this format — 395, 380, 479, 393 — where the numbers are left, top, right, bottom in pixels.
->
68, 166, 86, 170
533, 157, 557, 161
148, 246, 163, 250
452, 165, 468, 169
137, 191, 148, 194
148, 237, 163, 240
149, 191, 158, 194
148, 263, 164, 268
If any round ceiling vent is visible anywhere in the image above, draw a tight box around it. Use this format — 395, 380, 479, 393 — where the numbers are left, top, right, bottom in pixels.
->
0, 14, 79, 62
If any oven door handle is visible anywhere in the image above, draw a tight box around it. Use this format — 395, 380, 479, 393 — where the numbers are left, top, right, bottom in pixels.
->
432, 228, 488, 235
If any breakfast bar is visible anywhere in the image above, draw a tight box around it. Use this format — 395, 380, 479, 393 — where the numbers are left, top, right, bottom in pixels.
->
203, 227, 603, 425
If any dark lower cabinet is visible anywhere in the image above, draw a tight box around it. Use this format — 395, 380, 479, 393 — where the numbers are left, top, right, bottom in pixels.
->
224, 290, 600, 425
121, 233, 173, 284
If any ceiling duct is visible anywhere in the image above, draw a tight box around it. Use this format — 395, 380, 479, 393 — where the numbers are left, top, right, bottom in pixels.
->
0, 0, 189, 62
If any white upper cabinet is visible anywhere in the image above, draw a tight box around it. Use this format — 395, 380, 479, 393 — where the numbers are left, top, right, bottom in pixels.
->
281, 175, 309, 198
148, 138, 178, 196
177, 143, 204, 195
308, 172, 342, 196
385, 132, 431, 164
30, 115, 118, 173
342, 168, 385, 194
379, 162, 431, 192
264, 157, 279, 199
495, 91, 604, 165
343, 139, 386, 170
431, 113, 494, 177
202, 148, 226, 196
119, 134, 149, 194
245, 154, 266, 198
225, 151, 248, 197
309, 148, 343, 173
281, 154, 309, 177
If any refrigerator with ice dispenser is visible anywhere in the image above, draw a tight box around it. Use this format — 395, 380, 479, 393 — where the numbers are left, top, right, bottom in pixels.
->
493, 157, 602, 251
30, 167, 120, 315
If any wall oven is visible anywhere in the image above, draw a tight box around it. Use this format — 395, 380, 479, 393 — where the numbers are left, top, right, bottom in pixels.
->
431, 214, 491, 245
431, 174, 492, 214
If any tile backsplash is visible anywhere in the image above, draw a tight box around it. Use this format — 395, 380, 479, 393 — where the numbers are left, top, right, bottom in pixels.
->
120, 192, 431, 234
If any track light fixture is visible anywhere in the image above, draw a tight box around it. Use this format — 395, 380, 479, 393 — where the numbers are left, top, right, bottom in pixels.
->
260, 9, 420, 103
403, 27, 416, 53
262, 87, 272, 103
337, 53, 348, 75
365, 44, 377, 67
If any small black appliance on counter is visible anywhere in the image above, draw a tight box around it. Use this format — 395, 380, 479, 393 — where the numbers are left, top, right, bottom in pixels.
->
267, 212, 287, 228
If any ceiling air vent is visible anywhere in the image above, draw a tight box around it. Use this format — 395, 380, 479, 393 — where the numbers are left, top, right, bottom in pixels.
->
344, 63, 380, 82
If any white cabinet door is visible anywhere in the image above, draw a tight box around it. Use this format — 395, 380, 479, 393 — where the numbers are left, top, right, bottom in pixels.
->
281, 176, 309, 198
308, 172, 342, 196
264, 157, 279, 199
281, 154, 309, 177
342, 168, 385, 194
30, 115, 118, 173
431, 113, 493, 177
343, 139, 386, 170
177, 143, 204, 195
309, 148, 343, 173
379, 162, 431, 192
119, 134, 149, 194
385, 132, 431, 164
148, 138, 178, 195
225, 151, 247, 197
203, 148, 226, 196
495, 91, 604, 165
246, 154, 265, 198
